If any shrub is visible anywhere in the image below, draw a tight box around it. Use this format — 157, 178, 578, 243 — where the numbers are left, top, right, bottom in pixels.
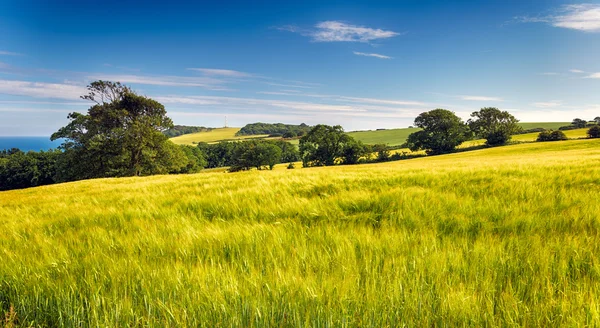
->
588, 125, 600, 138
287, 163, 295, 169
559, 125, 578, 131
537, 130, 568, 142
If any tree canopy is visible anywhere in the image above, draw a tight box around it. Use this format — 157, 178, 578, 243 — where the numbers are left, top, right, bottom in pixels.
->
468, 107, 521, 146
406, 109, 471, 155
299, 124, 355, 166
236, 122, 311, 137
51, 80, 187, 180
571, 118, 587, 128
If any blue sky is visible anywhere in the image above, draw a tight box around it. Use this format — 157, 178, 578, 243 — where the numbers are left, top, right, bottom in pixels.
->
1, 0, 600, 136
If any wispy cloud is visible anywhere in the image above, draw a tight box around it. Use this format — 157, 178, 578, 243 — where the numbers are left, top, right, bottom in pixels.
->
518, 4, 600, 32
88, 74, 229, 89
338, 96, 425, 106
0, 79, 87, 100
353, 51, 392, 59
265, 82, 314, 89
187, 68, 251, 77
274, 25, 300, 33
532, 101, 562, 108
570, 69, 585, 73
0, 50, 23, 56
541, 72, 559, 76
312, 21, 399, 42
586, 72, 600, 78
278, 21, 400, 43
460, 95, 504, 102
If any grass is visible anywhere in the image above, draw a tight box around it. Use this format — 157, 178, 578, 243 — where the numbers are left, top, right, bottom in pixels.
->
347, 128, 420, 146
2, 138, 600, 326
170, 127, 269, 145
518, 122, 570, 130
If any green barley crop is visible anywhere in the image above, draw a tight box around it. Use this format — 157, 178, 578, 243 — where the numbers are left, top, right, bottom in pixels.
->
1, 139, 600, 326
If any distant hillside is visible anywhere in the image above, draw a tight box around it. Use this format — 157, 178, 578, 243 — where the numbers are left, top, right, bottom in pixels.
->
236, 123, 311, 137
163, 125, 212, 138
170, 127, 270, 145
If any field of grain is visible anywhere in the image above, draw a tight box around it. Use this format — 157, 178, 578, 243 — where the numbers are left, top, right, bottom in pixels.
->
1, 138, 600, 326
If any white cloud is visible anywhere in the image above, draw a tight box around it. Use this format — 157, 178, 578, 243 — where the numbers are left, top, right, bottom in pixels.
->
570, 69, 585, 73
312, 21, 399, 42
586, 72, 600, 78
0, 50, 22, 56
532, 101, 562, 108
541, 72, 559, 76
518, 4, 600, 32
353, 51, 393, 59
265, 82, 314, 89
460, 95, 504, 102
553, 4, 600, 32
0, 79, 87, 100
338, 96, 426, 106
88, 74, 229, 89
187, 68, 251, 77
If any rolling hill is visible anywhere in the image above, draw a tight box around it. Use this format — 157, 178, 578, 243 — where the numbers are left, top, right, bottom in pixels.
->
2, 138, 600, 326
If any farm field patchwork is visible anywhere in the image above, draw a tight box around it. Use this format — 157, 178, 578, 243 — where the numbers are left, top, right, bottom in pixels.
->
2, 139, 600, 326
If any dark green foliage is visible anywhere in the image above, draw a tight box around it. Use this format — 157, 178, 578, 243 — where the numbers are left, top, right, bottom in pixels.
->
175, 145, 207, 174
515, 127, 546, 134
587, 125, 600, 139
571, 118, 587, 128
372, 144, 391, 162
198, 140, 297, 170
537, 130, 568, 142
0, 149, 62, 191
595, 117, 600, 124
52, 81, 186, 179
406, 109, 471, 155
229, 141, 282, 171
559, 125, 579, 131
468, 107, 521, 146
287, 163, 295, 169
163, 125, 212, 138
341, 139, 369, 164
300, 125, 357, 167
236, 122, 311, 136
197, 142, 236, 168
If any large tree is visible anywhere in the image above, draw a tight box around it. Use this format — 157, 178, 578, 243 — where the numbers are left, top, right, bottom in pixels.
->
594, 117, 600, 125
467, 107, 521, 146
51, 81, 187, 180
299, 124, 353, 167
406, 109, 471, 155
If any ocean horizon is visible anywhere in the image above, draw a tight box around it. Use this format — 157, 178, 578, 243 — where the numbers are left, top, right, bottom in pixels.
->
0, 136, 62, 152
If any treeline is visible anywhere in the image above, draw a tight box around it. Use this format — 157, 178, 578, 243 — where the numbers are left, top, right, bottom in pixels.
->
198, 139, 299, 171
163, 125, 212, 137
236, 122, 311, 137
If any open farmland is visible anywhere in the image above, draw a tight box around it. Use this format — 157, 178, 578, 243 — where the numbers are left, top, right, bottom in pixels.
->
169, 128, 270, 145
2, 139, 600, 326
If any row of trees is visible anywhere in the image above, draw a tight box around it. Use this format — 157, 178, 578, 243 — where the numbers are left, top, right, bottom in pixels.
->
163, 125, 212, 138
236, 122, 311, 138
405, 107, 521, 155
198, 139, 299, 171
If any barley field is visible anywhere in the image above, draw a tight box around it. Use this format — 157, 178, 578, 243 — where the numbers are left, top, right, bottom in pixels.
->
1, 139, 600, 326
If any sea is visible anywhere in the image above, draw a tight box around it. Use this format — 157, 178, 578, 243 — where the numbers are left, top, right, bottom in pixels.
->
0, 137, 62, 152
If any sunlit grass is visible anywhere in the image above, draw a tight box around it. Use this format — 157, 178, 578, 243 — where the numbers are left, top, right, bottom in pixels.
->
2, 139, 600, 326
170, 127, 269, 145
